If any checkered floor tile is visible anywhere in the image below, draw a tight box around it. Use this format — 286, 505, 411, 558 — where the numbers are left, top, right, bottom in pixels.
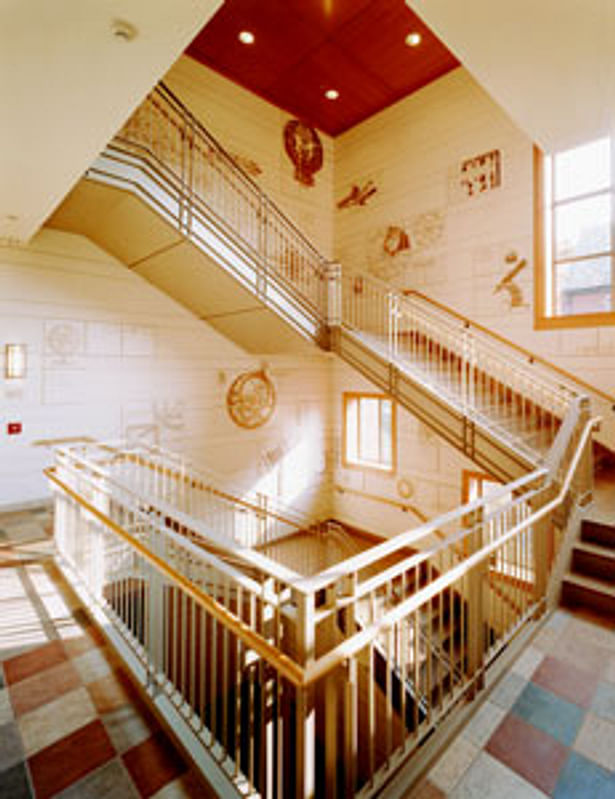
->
413, 610, 615, 798
0, 509, 213, 799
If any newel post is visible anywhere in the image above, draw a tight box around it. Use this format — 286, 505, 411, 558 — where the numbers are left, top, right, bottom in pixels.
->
573, 397, 593, 507
294, 591, 316, 799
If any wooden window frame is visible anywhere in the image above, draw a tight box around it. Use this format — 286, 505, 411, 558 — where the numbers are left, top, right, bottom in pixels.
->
342, 392, 397, 474
534, 144, 615, 329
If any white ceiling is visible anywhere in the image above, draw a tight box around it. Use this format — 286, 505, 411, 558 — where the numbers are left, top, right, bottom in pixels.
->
0, 0, 222, 243
409, 0, 615, 153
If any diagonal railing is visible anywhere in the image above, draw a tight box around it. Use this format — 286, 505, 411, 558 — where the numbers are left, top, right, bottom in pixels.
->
82, 82, 613, 480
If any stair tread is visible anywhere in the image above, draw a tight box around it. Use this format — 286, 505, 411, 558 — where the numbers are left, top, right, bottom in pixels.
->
564, 571, 615, 597
574, 540, 615, 558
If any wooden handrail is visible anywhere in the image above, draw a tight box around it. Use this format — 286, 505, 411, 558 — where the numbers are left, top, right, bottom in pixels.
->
304, 415, 601, 685
334, 484, 447, 541
45, 466, 306, 686
403, 289, 615, 405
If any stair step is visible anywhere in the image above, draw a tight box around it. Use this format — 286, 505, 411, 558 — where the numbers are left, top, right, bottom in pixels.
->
562, 572, 615, 616
581, 519, 615, 548
572, 541, 615, 584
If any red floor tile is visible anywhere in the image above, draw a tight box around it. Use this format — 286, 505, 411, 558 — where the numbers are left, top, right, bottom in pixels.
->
408, 778, 446, 798
122, 729, 187, 797
87, 668, 137, 714
486, 712, 569, 795
9, 659, 81, 717
3, 640, 68, 685
28, 719, 116, 799
532, 655, 599, 708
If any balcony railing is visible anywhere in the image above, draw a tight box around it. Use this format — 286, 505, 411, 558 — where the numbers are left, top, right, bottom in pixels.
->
46, 402, 597, 796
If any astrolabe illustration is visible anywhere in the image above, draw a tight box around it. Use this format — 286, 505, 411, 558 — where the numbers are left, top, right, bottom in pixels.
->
227, 369, 276, 429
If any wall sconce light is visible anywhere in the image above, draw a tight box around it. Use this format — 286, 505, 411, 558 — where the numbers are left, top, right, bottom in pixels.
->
5, 344, 27, 379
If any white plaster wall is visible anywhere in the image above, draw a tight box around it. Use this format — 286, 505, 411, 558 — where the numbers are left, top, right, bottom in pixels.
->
0, 229, 332, 513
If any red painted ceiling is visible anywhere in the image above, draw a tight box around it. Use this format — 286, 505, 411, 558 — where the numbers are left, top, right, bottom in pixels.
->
186, 0, 459, 136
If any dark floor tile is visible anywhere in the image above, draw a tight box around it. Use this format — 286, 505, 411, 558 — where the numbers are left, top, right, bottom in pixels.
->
9, 660, 81, 717
3, 641, 67, 686
0, 762, 33, 799
512, 682, 585, 746
0, 721, 25, 773
55, 758, 139, 799
28, 719, 115, 799
122, 730, 187, 797
554, 751, 615, 799
532, 655, 599, 709
486, 712, 568, 795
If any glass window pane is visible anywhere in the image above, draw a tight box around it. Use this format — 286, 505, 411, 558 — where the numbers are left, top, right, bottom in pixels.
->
359, 398, 379, 463
555, 256, 612, 315
380, 400, 392, 467
554, 193, 611, 260
345, 398, 358, 463
554, 137, 610, 200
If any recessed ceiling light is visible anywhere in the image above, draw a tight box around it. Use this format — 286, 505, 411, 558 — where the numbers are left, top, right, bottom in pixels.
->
238, 30, 255, 45
405, 31, 422, 47
324, 89, 339, 100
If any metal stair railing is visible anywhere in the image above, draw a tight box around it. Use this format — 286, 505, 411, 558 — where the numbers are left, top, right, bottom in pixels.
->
87, 82, 611, 475
339, 270, 577, 464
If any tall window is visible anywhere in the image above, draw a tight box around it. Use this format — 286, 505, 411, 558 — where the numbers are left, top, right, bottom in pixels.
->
343, 393, 395, 471
536, 138, 615, 326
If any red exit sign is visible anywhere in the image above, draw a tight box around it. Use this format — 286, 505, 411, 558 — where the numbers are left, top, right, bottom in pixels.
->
7, 422, 22, 435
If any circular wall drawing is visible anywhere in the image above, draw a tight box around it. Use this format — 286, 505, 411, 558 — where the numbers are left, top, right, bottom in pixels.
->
226, 369, 276, 429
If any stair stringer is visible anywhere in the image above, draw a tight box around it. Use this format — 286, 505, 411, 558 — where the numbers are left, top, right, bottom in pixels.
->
49, 134, 539, 481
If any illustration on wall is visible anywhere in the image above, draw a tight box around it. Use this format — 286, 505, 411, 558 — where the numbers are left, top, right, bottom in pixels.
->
227, 369, 276, 429
337, 180, 378, 209
460, 149, 501, 198
494, 251, 528, 308
153, 399, 186, 431
383, 225, 412, 257
283, 120, 323, 186
44, 321, 84, 364
366, 209, 446, 282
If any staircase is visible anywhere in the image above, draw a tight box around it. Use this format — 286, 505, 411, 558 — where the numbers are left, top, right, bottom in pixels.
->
44, 81, 615, 487
42, 80, 613, 798
562, 516, 615, 617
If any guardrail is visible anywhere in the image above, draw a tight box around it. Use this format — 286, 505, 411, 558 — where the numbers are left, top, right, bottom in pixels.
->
47, 401, 597, 796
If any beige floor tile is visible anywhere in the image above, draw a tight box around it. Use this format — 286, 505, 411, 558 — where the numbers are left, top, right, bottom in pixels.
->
461, 700, 506, 748
573, 713, 615, 772
511, 645, 543, 679
449, 751, 548, 799
18, 686, 97, 756
604, 657, 615, 685
150, 771, 211, 799
0, 687, 14, 725
72, 647, 114, 684
429, 735, 480, 793
103, 704, 157, 754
